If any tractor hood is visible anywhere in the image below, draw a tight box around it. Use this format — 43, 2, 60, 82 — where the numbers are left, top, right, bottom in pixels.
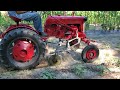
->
45, 16, 87, 25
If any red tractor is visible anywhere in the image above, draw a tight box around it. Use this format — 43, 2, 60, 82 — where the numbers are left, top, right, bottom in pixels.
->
0, 15, 99, 70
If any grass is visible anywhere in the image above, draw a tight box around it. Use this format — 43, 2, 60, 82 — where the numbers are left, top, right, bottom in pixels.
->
70, 62, 110, 78
70, 64, 90, 78
0, 68, 57, 79
115, 43, 120, 49
94, 65, 109, 75
39, 68, 56, 79
117, 61, 120, 67
0, 70, 17, 79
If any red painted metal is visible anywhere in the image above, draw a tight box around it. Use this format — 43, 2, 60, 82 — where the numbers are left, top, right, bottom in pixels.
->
44, 16, 85, 32
12, 40, 34, 62
42, 14, 91, 46
0, 15, 91, 45
44, 16, 85, 26
86, 49, 97, 60
9, 16, 21, 22
44, 15, 91, 44
0, 24, 38, 38
0, 16, 38, 38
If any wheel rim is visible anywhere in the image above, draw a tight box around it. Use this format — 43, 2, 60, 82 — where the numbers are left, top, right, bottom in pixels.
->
12, 40, 34, 62
86, 49, 97, 60
7, 38, 38, 63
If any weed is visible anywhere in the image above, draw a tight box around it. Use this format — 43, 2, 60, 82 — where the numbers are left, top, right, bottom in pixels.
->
40, 69, 56, 79
70, 64, 87, 78
115, 43, 120, 49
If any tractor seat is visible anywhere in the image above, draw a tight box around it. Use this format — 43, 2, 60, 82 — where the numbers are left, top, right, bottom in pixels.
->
9, 16, 22, 25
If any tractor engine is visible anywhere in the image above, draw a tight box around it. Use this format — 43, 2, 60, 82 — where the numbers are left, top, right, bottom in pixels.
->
44, 15, 87, 40
44, 24, 77, 40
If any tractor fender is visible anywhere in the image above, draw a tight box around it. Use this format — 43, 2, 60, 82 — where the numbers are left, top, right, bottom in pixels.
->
0, 24, 38, 38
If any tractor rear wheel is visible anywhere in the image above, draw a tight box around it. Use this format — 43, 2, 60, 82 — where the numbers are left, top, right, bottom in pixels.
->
0, 28, 46, 70
81, 45, 99, 63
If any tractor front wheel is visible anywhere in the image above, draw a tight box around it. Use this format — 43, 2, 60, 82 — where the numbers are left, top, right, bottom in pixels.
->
81, 45, 99, 63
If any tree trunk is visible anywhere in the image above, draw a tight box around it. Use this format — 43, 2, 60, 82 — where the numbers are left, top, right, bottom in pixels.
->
63, 11, 67, 16
72, 11, 75, 16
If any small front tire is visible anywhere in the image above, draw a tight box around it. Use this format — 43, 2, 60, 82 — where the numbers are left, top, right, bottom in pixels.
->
81, 45, 99, 63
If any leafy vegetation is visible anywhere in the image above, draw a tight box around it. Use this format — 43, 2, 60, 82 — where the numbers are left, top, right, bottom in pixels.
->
40, 69, 56, 79
39, 11, 120, 30
71, 64, 86, 77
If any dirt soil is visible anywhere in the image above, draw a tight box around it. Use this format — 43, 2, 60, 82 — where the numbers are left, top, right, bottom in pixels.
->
0, 33, 120, 79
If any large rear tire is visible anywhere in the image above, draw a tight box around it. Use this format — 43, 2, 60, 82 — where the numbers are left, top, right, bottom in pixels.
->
0, 28, 46, 70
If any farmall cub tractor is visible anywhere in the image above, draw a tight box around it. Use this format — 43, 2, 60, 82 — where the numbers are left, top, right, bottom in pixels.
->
0, 14, 99, 70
